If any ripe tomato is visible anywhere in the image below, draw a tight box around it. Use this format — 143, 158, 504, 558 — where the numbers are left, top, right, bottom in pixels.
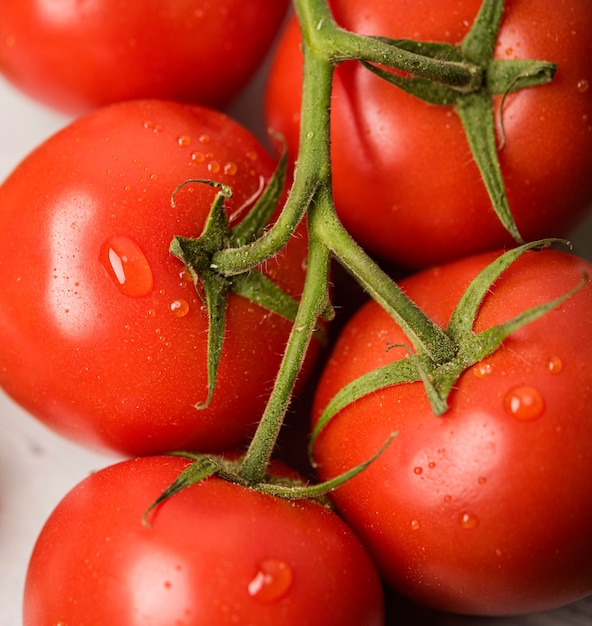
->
312, 248, 592, 615
0, 99, 317, 456
23, 455, 385, 626
266, 0, 592, 268
0, 0, 289, 114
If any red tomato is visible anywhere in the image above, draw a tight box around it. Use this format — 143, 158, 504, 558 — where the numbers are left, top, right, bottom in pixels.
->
0, 99, 317, 456
0, 0, 289, 114
23, 455, 385, 626
312, 248, 592, 615
266, 0, 592, 268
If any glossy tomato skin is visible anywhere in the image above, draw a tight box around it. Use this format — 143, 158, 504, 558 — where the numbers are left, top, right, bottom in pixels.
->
23, 455, 385, 626
266, 0, 592, 269
312, 249, 592, 615
0, 0, 289, 114
0, 99, 316, 456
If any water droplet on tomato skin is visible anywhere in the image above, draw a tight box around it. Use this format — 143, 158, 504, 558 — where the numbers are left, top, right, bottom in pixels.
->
459, 512, 479, 529
577, 79, 589, 93
474, 362, 493, 378
546, 356, 563, 375
143, 120, 163, 133
170, 299, 190, 318
503, 385, 545, 421
99, 236, 153, 297
247, 558, 293, 603
410, 519, 421, 531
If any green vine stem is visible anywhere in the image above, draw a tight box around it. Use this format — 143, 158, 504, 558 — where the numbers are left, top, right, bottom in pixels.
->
164, 0, 563, 493
239, 224, 332, 484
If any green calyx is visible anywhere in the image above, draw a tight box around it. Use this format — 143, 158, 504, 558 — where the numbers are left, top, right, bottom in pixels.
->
142, 437, 397, 525
169, 151, 324, 410
356, 0, 556, 243
310, 239, 586, 460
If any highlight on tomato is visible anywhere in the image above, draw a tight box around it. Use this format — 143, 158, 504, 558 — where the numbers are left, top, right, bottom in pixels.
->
0, 0, 290, 114
311, 247, 592, 616
0, 99, 318, 457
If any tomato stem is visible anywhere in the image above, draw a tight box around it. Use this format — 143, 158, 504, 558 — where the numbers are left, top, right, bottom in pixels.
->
310, 186, 457, 363
194, 0, 560, 485
239, 227, 332, 484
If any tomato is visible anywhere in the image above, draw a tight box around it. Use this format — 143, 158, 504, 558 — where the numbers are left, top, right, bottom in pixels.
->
0, 0, 289, 114
266, 0, 592, 269
312, 248, 592, 615
0, 99, 317, 456
23, 455, 385, 626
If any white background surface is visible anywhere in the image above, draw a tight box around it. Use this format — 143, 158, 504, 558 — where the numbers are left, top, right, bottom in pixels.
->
1, 49, 592, 626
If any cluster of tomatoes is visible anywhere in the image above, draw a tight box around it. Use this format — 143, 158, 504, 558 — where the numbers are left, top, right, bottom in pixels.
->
1, 1, 592, 624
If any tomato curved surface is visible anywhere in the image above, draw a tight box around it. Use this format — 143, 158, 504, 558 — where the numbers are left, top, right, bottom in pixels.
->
0, 0, 289, 114
266, 0, 592, 268
0, 99, 317, 456
23, 455, 385, 625
312, 248, 592, 615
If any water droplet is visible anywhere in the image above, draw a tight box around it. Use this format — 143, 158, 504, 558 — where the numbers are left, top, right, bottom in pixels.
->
191, 151, 205, 163
177, 135, 191, 147
147, 309, 157, 318
99, 236, 153, 297
198, 134, 210, 144
503, 385, 545, 420
208, 161, 221, 174
410, 519, 421, 531
474, 362, 493, 378
247, 558, 292, 603
577, 79, 589, 92
224, 161, 238, 175
170, 299, 189, 317
246, 151, 258, 161
143, 120, 163, 133
428, 462, 436, 469
546, 356, 563, 375
459, 512, 479, 529
413, 466, 423, 475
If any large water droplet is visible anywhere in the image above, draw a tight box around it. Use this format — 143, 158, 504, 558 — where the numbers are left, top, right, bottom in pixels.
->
503, 385, 545, 421
247, 558, 293, 603
99, 235, 153, 297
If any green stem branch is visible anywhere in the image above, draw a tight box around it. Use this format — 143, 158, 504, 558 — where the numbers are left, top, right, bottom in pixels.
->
239, 229, 332, 484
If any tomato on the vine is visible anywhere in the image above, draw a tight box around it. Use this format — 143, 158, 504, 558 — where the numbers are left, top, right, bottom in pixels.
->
0, 0, 289, 114
0, 99, 317, 456
266, 0, 592, 268
312, 248, 592, 615
24, 455, 385, 626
